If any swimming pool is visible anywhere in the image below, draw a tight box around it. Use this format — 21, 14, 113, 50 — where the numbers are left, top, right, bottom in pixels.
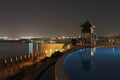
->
64, 47, 120, 80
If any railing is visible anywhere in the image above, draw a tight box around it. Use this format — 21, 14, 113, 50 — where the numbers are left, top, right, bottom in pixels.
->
0, 52, 41, 69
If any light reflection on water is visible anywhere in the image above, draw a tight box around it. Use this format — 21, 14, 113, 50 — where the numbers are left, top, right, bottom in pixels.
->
64, 47, 120, 80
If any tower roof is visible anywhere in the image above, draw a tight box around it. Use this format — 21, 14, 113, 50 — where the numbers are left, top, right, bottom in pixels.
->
80, 20, 95, 28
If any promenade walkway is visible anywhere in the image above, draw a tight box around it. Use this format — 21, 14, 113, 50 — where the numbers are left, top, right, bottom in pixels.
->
37, 65, 55, 80
55, 46, 83, 80
0, 46, 83, 80
0, 56, 45, 80
5, 52, 61, 80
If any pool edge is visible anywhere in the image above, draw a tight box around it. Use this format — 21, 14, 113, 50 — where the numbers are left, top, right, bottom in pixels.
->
55, 46, 84, 80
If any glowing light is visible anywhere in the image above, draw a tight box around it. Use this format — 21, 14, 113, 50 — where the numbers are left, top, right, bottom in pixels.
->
16, 57, 18, 61
91, 48, 96, 56
62, 36, 65, 39
50, 49, 52, 53
60, 49, 64, 52
40, 44, 64, 57
10, 58, 13, 62
56, 49, 58, 51
45, 50, 48, 53
112, 47, 115, 53
93, 47, 96, 52
91, 51, 94, 56
4, 59, 7, 63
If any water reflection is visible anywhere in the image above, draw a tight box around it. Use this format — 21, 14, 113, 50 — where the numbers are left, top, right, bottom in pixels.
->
112, 47, 120, 54
80, 47, 96, 72
64, 47, 120, 80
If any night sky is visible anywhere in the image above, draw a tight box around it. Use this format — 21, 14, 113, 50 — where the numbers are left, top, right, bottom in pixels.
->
0, 0, 120, 37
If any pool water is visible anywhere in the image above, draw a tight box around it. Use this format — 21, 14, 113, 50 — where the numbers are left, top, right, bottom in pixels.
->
64, 47, 120, 80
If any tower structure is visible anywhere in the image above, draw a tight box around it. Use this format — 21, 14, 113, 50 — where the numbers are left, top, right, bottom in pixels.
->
80, 20, 96, 46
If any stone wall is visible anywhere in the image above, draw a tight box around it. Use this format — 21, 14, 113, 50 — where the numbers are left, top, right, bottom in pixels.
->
0, 43, 64, 68
39, 44, 64, 57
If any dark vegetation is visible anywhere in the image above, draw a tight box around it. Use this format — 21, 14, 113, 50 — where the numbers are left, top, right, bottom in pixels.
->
7, 51, 63, 80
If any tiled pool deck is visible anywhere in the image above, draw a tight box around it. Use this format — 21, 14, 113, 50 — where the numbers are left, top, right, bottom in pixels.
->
55, 46, 84, 80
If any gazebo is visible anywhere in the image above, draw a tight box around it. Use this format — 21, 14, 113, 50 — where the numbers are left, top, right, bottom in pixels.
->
80, 20, 96, 46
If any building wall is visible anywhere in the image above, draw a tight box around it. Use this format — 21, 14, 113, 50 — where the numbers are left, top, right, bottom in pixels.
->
39, 44, 64, 57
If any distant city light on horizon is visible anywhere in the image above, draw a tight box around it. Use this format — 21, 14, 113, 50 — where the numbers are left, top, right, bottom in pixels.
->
0, 1, 119, 37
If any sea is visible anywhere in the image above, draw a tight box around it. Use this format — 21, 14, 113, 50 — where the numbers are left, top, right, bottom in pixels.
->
0, 42, 29, 59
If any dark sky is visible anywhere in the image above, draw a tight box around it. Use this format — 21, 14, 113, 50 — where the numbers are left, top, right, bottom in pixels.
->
0, 0, 120, 37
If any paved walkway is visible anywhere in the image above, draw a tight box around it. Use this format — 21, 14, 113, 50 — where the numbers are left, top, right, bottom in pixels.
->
30, 59, 56, 80
0, 46, 82, 80
55, 46, 83, 80
38, 64, 55, 80
0, 56, 45, 80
